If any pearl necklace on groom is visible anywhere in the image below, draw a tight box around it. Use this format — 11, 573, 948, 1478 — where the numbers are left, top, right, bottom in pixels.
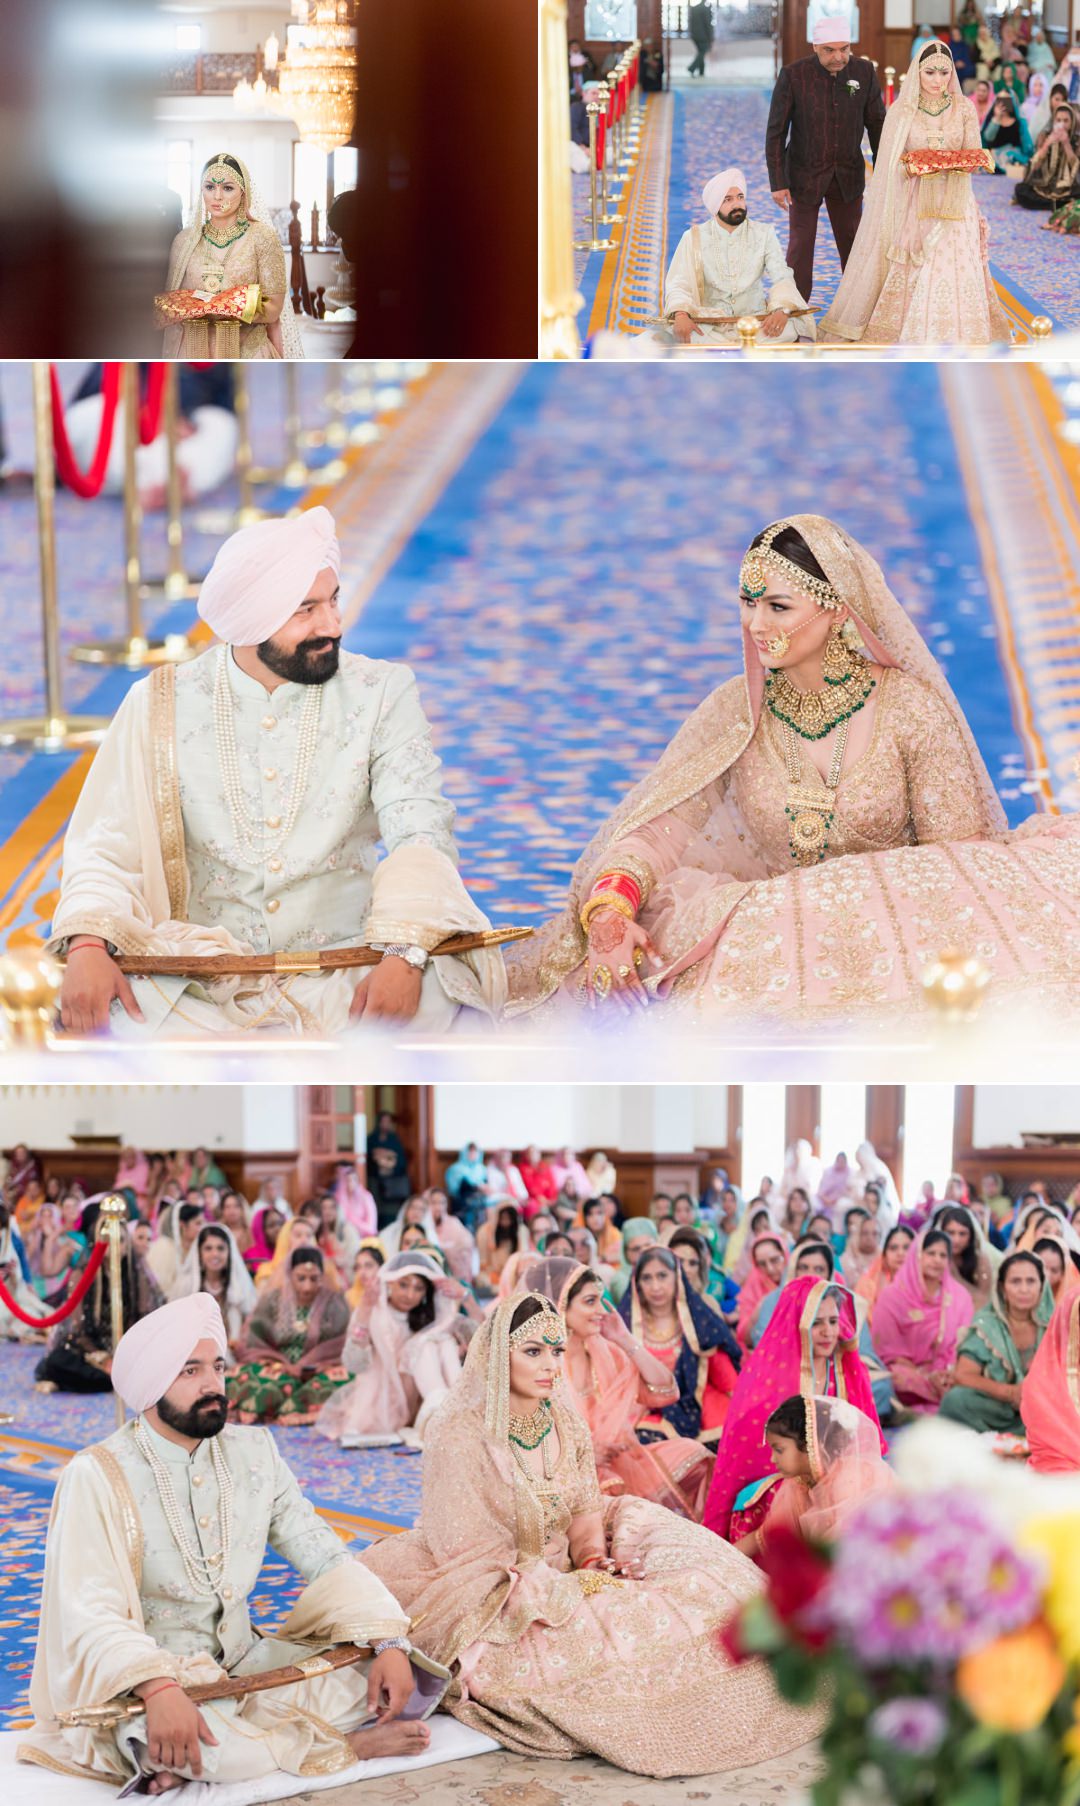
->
213, 646, 323, 863
133, 1418, 235, 1600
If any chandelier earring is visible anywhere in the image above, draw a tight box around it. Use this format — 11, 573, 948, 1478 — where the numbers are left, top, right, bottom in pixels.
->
821, 621, 856, 686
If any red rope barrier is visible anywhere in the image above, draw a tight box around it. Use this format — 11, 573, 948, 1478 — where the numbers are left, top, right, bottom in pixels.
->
0, 1239, 107, 1328
50, 363, 122, 500
596, 108, 606, 171
138, 363, 168, 445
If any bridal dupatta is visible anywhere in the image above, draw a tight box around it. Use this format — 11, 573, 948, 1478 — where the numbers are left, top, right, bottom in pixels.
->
759, 1396, 896, 1550
703, 1277, 885, 1538
506, 515, 1005, 1013
1021, 1291, 1080, 1474
49, 661, 505, 1021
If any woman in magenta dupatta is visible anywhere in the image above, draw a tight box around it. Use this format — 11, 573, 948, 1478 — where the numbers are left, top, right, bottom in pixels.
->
702, 1276, 884, 1542
871, 1229, 974, 1411
735, 1232, 788, 1349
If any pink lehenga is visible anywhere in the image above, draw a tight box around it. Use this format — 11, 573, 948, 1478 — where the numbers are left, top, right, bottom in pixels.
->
505, 515, 1080, 1035
361, 1294, 823, 1776
820, 44, 1010, 345
756, 1395, 897, 1555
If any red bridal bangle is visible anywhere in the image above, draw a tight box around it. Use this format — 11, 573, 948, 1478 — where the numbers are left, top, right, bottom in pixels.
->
592, 873, 642, 911
578, 1554, 606, 1570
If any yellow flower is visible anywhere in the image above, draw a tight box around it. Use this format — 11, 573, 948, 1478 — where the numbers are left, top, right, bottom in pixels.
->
1019, 1514, 1080, 1665
956, 1621, 1065, 1733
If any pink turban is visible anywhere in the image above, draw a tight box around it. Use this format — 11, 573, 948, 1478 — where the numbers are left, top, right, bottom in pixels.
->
111, 1295, 228, 1415
703, 170, 747, 215
197, 505, 341, 646
813, 15, 852, 42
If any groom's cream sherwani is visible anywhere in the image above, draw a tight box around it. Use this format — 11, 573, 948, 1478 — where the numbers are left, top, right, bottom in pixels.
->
661, 216, 815, 344
49, 645, 505, 1034
18, 1419, 449, 1785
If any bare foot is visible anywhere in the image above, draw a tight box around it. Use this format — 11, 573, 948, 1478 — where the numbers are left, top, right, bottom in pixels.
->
348, 1720, 431, 1761
147, 1773, 185, 1794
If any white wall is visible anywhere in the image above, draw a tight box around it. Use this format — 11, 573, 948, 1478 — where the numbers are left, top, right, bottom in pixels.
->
971, 1086, 1080, 1149
155, 97, 298, 213
433, 1086, 727, 1155
884, 0, 913, 30
0, 1086, 298, 1151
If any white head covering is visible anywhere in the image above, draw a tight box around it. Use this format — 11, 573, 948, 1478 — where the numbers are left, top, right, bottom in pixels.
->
171, 1222, 257, 1340
197, 505, 340, 647
813, 15, 852, 41
111, 1294, 228, 1415
703, 170, 747, 215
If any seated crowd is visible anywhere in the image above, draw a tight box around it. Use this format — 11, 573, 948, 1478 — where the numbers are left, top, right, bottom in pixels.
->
3, 1134, 1080, 1554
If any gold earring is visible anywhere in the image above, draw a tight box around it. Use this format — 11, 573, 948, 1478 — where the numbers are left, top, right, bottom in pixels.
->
822, 621, 854, 685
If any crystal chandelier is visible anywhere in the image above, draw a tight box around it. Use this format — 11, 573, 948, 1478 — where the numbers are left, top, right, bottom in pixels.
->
276, 0, 358, 154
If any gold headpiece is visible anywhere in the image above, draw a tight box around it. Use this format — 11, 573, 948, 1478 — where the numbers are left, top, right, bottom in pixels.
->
203, 157, 244, 189
740, 522, 843, 610
508, 1303, 566, 1348
920, 55, 953, 74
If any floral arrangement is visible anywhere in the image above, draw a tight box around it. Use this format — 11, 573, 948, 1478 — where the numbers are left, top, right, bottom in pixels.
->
154, 283, 263, 326
901, 147, 995, 177
721, 1488, 1080, 1806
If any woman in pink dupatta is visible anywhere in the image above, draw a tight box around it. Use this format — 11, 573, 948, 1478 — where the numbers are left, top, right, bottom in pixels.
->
526, 1256, 715, 1520
736, 1232, 788, 1349
871, 1229, 973, 1411
334, 1163, 377, 1240
741, 1393, 896, 1560
1021, 1290, 1080, 1474
702, 1276, 885, 1542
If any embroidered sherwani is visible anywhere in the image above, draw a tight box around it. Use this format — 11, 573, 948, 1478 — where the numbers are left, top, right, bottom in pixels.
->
49, 646, 505, 1036
659, 217, 815, 345
19, 1420, 449, 1786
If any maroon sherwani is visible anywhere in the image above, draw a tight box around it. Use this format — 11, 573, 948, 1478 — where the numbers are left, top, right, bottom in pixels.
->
765, 54, 885, 301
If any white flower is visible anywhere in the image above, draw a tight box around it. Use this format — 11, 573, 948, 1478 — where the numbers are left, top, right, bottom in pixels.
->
846, 77, 860, 92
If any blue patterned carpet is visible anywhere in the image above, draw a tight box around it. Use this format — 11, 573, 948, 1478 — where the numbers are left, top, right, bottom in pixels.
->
0, 1343, 422, 1724
0, 363, 1076, 933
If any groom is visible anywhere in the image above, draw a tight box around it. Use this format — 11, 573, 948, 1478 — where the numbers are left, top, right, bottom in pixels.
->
765, 16, 885, 301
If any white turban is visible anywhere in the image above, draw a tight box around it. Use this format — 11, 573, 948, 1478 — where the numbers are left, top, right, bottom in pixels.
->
197, 505, 341, 647
813, 15, 852, 42
702, 170, 747, 216
111, 1294, 228, 1415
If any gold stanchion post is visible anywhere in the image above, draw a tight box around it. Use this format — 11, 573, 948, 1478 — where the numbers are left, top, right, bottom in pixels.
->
573, 103, 617, 254
281, 363, 313, 492
72, 364, 197, 669
97, 1194, 128, 1429
0, 949, 63, 1047
0, 366, 111, 750
140, 365, 207, 603
192, 365, 281, 533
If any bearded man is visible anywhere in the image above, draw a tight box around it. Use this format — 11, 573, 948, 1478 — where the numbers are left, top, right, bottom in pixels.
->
660, 170, 814, 346
51, 506, 504, 1037
18, 1295, 448, 1792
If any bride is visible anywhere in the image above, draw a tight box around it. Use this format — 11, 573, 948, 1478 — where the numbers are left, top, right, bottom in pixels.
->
160, 152, 303, 359
505, 515, 1080, 1030
820, 42, 1010, 345
360, 1292, 822, 1775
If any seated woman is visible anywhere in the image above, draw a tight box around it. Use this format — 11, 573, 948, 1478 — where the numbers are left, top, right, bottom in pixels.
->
243, 1202, 285, 1277
751, 1238, 834, 1341
254, 1216, 332, 1290
162, 153, 297, 359
575, 1195, 623, 1265
0, 1204, 51, 1338
618, 1245, 742, 1443
381, 1193, 441, 1258
937, 1250, 1052, 1435
871, 1230, 974, 1410
930, 1203, 997, 1311
735, 1393, 896, 1561
506, 517, 1080, 1030
172, 1221, 257, 1348
1021, 1289, 1080, 1472
360, 1293, 822, 1776
724, 1201, 777, 1284
983, 89, 1034, 168
347, 1237, 385, 1303
855, 1224, 915, 1321
476, 1202, 531, 1289
425, 1187, 477, 1285
318, 1249, 463, 1447
228, 1246, 349, 1425
1014, 102, 1080, 206
610, 1217, 659, 1303
217, 1189, 253, 1258
703, 1276, 885, 1541
1032, 1235, 1080, 1308
24, 1201, 81, 1307
527, 1256, 715, 1518
736, 1232, 788, 1349
838, 1208, 880, 1288
35, 1201, 163, 1386
668, 1225, 739, 1316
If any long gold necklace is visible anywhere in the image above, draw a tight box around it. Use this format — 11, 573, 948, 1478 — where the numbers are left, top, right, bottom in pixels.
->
782, 716, 851, 865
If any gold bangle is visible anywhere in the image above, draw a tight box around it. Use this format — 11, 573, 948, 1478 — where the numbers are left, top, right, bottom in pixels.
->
580, 891, 636, 934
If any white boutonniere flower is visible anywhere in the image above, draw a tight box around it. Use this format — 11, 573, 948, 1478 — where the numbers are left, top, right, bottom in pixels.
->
846, 77, 860, 94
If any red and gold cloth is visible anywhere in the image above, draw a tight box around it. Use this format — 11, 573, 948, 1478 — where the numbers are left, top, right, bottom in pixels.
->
154, 283, 263, 326
901, 147, 994, 176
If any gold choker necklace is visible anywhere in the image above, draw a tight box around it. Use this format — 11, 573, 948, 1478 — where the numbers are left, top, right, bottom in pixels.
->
203, 218, 250, 249
918, 96, 952, 115
765, 662, 875, 741
509, 1398, 553, 1449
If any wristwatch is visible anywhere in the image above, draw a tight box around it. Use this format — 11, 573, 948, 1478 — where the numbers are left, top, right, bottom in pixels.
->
376, 943, 428, 971
371, 1637, 412, 1656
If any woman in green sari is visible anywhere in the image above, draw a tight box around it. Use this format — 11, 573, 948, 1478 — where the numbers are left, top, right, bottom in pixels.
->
937, 1251, 1053, 1436
228, 1245, 350, 1425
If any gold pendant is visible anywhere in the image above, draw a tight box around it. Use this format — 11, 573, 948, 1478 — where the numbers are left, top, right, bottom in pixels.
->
785, 784, 837, 865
